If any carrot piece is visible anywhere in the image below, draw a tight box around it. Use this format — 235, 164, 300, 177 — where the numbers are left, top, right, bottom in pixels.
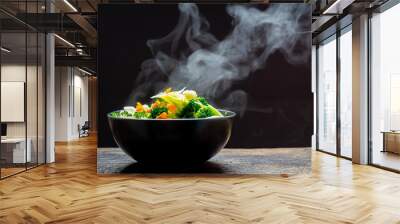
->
152, 100, 162, 109
167, 103, 176, 112
157, 112, 168, 119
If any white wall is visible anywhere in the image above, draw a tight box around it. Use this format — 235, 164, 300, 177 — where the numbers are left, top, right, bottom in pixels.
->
1, 65, 28, 140
1, 65, 41, 137
55, 67, 89, 141
55, 66, 70, 141
1, 63, 46, 164
72, 73, 89, 138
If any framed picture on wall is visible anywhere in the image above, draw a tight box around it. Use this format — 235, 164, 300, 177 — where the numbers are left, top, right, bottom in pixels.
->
1, 81, 25, 122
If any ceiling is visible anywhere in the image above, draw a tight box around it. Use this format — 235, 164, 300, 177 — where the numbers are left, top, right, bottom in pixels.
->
0, 0, 390, 74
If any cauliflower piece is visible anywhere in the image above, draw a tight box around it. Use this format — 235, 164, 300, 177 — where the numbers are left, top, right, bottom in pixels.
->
123, 106, 136, 112
142, 104, 151, 112
183, 90, 197, 100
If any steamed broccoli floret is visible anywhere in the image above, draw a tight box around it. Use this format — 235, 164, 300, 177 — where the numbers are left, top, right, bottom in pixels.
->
150, 107, 168, 118
179, 97, 222, 118
179, 99, 202, 118
194, 107, 214, 118
134, 111, 148, 119
194, 106, 223, 118
110, 111, 121, 118
197, 97, 209, 106
111, 110, 134, 118
120, 110, 133, 117
204, 105, 222, 117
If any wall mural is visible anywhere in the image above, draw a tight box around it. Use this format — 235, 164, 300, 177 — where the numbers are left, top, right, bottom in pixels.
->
97, 3, 312, 174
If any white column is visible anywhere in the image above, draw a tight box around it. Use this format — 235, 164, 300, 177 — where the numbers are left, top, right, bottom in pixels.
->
352, 14, 369, 164
45, 0, 56, 163
55, 67, 74, 141
312, 45, 317, 150
46, 32, 55, 163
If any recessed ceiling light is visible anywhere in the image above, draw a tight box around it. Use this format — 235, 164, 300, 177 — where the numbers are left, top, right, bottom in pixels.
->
63, 0, 78, 12
78, 67, 93, 76
322, 0, 354, 15
54, 34, 75, 48
1, 47, 11, 53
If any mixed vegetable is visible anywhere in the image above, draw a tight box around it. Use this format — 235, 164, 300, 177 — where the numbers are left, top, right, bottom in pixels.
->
109, 88, 223, 119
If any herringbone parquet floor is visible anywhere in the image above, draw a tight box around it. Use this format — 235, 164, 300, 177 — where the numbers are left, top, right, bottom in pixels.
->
1, 135, 400, 224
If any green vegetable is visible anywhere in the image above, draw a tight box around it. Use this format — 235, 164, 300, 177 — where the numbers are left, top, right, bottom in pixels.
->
110, 110, 137, 118
197, 97, 209, 106
180, 97, 222, 118
179, 99, 202, 118
204, 105, 222, 117
195, 107, 213, 118
111, 89, 223, 119
195, 106, 222, 118
154, 92, 188, 113
150, 107, 168, 118
134, 111, 149, 119
110, 111, 121, 118
120, 110, 133, 117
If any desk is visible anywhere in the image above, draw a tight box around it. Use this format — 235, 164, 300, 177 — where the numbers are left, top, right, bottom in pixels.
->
1, 138, 31, 163
382, 131, 400, 154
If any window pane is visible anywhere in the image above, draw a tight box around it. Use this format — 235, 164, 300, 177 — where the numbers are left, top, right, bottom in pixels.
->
318, 37, 337, 154
371, 3, 400, 171
340, 29, 352, 158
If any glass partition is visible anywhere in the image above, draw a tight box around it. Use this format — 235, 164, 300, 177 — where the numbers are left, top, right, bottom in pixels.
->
0, 1, 46, 179
339, 28, 352, 158
1, 31, 28, 177
27, 30, 38, 169
26, 0, 46, 169
317, 36, 337, 154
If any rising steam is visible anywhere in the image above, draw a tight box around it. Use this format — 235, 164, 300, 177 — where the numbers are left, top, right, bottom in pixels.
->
130, 3, 310, 115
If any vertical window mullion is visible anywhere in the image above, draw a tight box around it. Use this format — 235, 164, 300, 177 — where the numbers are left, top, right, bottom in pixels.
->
316, 44, 320, 150
36, 0, 39, 167
337, 29, 341, 157
367, 11, 373, 165
25, 0, 28, 171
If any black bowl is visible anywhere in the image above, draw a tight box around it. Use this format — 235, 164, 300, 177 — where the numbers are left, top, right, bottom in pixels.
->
108, 110, 235, 166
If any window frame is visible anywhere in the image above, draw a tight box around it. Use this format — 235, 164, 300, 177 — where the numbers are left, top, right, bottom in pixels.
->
0, 1, 48, 180
367, 0, 400, 173
315, 23, 353, 160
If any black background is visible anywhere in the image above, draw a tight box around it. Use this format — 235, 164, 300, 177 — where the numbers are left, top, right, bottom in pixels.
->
98, 4, 313, 148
